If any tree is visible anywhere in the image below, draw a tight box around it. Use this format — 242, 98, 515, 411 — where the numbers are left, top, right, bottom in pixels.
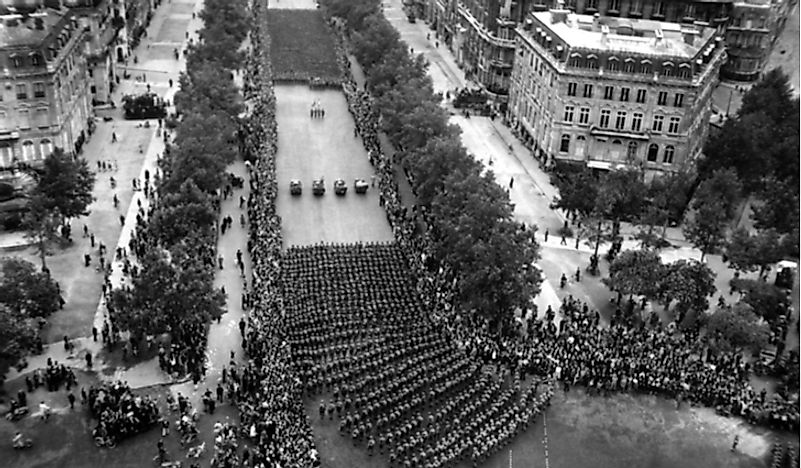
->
149, 180, 217, 247
109, 249, 224, 341
352, 13, 402, 71
733, 278, 790, 324
682, 168, 742, 260
432, 171, 541, 327
707, 302, 770, 354
23, 194, 62, 269
659, 259, 716, 319
0, 304, 36, 385
604, 249, 664, 300
725, 227, 784, 277
0, 257, 61, 318
33, 148, 95, 223
551, 164, 599, 219
407, 136, 481, 208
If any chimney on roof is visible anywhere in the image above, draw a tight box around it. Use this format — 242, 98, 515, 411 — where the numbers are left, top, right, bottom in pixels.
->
601, 24, 609, 45
681, 27, 698, 46
654, 28, 664, 45
593, 12, 600, 30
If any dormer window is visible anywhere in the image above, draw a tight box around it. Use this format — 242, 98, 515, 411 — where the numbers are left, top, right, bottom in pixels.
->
11, 56, 21, 68
608, 57, 619, 72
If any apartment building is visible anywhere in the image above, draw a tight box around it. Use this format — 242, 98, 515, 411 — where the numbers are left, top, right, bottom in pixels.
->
431, 0, 792, 95
508, 9, 726, 172
0, 8, 92, 167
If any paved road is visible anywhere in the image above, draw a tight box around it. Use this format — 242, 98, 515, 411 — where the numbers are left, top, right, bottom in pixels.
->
274, 85, 394, 247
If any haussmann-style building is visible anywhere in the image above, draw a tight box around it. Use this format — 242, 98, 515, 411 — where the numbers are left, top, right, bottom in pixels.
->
507, 8, 726, 172
0, 8, 92, 167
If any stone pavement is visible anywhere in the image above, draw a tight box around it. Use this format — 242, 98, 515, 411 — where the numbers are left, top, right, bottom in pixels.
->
274, 85, 395, 247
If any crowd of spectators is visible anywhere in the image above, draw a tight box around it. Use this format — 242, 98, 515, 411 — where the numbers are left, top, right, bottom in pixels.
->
87, 381, 159, 445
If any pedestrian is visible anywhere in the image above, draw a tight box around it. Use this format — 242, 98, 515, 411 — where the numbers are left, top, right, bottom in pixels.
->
90, 233, 95, 247
67, 392, 76, 409
92, 326, 98, 342
544, 229, 549, 242
239, 317, 245, 336
560, 234, 567, 245
731, 435, 739, 452
218, 255, 224, 270
83, 225, 89, 237
85, 352, 93, 369
113, 194, 119, 208
371, 175, 376, 187
216, 383, 224, 403
509, 177, 514, 189
84, 253, 91, 267
112, 132, 117, 143
119, 214, 125, 226
575, 267, 581, 282
39, 401, 51, 421
575, 236, 580, 249
560, 273, 567, 289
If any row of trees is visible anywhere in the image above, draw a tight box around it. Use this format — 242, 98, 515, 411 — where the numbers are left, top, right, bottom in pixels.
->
107, 0, 249, 344
322, 0, 542, 330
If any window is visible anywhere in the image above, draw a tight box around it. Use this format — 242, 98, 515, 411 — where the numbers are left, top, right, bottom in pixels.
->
647, 144, 659, 162
624, 60, 635, 73
657, 91, 668, 105
586, 0, 598, 10
608, 59, 619, 72
608, 0, 620, 12
684, 3, 695, 18
11, 56, 22, 68
16, 84, 27, 100
578, 107, 590, 124
560, 134, 571, 153
567, 82, 577, 96
563, 105, 574, 122
663, 145, 675, 164
627, 141, 639, 159
33, 82, 45, 98
31, 54, 41, 66
668, 116, 681, 134
21, 140, 34, 161
35, 108, 48, 128
587, 59, 598, 70
636, 89, 647, 103
600, 109, 611, 128
640, 63, 651, 75
583, 84, 593, 98
18, 109, 30, 129
631, 112, 643, 131
663, 66, 674, 77
653, 1, 665, 16
673, 93, 684, 107
620, 87, 630, 102
40, 139, 53, 159
615, 111, 627, 130
678, 67, 690, 79
630, 0, 641, 14
652, 114, 664, 132
604, 86, 614, 100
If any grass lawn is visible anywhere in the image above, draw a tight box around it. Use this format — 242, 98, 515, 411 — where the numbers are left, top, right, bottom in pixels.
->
265, 10, 341, 83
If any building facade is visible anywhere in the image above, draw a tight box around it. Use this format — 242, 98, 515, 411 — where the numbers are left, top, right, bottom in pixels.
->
0, 8, 92, 167
70, 0, 125, 104
431, 0, 792, 91
508, 10, 726, 172
724, 0, 793, 80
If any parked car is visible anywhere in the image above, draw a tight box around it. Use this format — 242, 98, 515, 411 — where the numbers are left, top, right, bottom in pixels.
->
289, 179, 302, 195
312, 178, 325, 196
334, 178, 347, 195
354, 179, 369, 194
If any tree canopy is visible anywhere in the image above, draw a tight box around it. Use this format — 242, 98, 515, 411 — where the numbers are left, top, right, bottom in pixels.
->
682, 168, 742, 260
707, 302, 770, 354
33, 148, 95, 221
605, 249, 664, 299
0, 257, 61, 318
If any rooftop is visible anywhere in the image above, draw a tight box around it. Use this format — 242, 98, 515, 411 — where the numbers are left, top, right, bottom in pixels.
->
529, 10, 716, 59
0, 8, 67, 49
